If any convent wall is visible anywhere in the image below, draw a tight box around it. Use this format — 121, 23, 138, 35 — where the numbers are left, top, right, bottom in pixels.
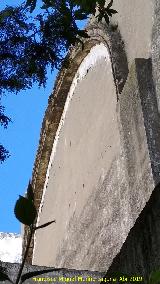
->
22, 1, 160, 281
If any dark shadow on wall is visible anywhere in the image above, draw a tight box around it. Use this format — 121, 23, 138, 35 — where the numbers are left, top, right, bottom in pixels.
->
136, 58, 160, 184
101, 182, 160, 283
108, 24, 129, 94
100, 58, 160, 283
87, 21, 129, 96
118, 58, 160, 192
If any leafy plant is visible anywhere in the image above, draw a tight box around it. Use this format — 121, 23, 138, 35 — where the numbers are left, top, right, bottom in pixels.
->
0, 181, 55, 284
149, 270, 160, 284
0, 0, 117, 163
0, 106, 11, 163
0, 0, 118, 281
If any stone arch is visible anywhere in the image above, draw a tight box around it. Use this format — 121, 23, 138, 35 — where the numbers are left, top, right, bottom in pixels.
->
23, 18, 157, 273
32, 40, 120, 268
23, 23, 128, 265
21, 0, 160, 277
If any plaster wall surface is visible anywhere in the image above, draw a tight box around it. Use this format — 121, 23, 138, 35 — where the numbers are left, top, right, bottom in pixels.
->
110, 0, 153, 65
28, 0, 160, 275
110, 0, 160, 111
33, 47, 154, 271
33, 47, 120, 267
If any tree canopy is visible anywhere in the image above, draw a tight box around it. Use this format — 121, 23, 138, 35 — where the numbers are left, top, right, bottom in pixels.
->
0, 0, 117, 163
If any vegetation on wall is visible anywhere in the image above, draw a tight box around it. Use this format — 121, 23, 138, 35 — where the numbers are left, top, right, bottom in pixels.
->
0, 0, 117, 163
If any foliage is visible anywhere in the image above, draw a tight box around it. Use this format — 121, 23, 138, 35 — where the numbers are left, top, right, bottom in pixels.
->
14, 195, 37, 226
0, 144, 10, 163
0, 105, 11, 163
149, 270, 160, 284
0, 0, 117, 94
0, 105, 11, 128
0, 1, 117, 280
0, 182, 56, 284
0, 0, 117, 163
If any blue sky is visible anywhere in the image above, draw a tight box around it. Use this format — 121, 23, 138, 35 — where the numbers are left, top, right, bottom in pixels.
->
0, 73, 57, 233
0, 1, 86, 233
0, 0, 58, 233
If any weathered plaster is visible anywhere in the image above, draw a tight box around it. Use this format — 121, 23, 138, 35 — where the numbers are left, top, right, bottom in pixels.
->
23, 0, 160, 276
32, 57, 156, 273
33, 47, 119, 267
36, 44, 110, 230
152, 0, 160, 110
110, 0, 153, 65
23, 22, 128, 263
105, 183, 160, 283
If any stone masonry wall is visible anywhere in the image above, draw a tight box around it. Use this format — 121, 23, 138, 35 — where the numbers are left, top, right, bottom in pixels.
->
23, 0, 160, 278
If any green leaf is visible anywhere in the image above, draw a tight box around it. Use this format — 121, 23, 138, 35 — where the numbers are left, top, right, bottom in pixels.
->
96, 13, 103, 22
72, 0, 96, 14
106, 9, 112, 17
149, 270, 160, 284
14, 195, 37, 226
27, 181, 34, 202
97, 0, 105, 8
0, 8, 14, 22
104, 14, 110, 24
77, 30, 90, 38
25, 0, 37, 12
34, 220, 56, 230
107, 8, 118, 15
41, 0, 55, 9
107, 0, 113, 9
74, 10, 88, 20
